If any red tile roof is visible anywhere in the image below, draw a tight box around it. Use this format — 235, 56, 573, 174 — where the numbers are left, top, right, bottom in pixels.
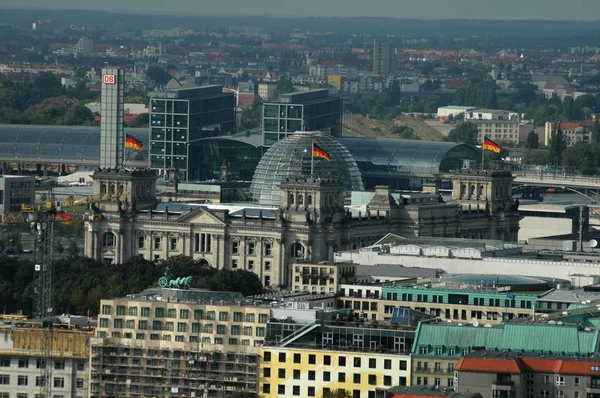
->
455, 357, 523, 374
457, 357, 600, 376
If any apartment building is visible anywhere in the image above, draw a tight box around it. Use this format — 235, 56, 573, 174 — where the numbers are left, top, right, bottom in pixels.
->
474, 120, 520, 145
410, 321, 600, 389
90, 287, 271, 398
291, 262, 351, 294
455, 350, 600, 398
259, 309, 414, 398
0, 326, 91, 398
544, 120, 595, 147
338, 284, 383, 321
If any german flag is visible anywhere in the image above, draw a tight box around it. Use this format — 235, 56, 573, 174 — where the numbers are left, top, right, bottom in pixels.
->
125, 134, 143, 151
54, 211, 73, 221
483, 137, 501, 153
312, 144, 331, 161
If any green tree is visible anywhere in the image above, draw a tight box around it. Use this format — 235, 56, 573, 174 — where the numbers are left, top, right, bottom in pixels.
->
591, 119, 600, 143
54, 239, 64, 254
146, 66, 172, 84
385, 79, 401, 107
127, 113, 149, 128
525, 131, 539, 149
522, 149, 550, 165
447, 121, 478, 145
562, 96, 574, 120
322, 389, 352, 398
68, 239, 80, 259
64, 103, 94, 125
549, 127, 567, 166
232, 391, 255, 398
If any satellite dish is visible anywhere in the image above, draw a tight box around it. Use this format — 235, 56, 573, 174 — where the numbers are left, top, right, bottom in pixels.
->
590, 239, 598, 248
471, 317, 479, 327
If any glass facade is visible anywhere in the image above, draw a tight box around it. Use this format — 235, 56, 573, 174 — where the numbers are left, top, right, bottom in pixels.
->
100, 67, 125, 169
149, 87, 236, 181
250, 132, 363, 205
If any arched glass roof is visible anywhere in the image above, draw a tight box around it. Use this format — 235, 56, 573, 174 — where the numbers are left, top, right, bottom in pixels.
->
250, 132, 364, 205
338, 137, 480, 176
0, 125, 148, 163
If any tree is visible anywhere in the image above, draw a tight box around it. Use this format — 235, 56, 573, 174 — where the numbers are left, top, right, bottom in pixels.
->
322, 389, 352, 398
525, 131, 539, 149
447, 122, 478, 145
549, 127, 567, 166
146, 66, 172, 84
127, 113, 149, 128
591, 119, 600, 143
562, 96, 574, 120
67, 239, 80, 259
232, 391, 255, 398
522, 149, 550, 165
385, 79, 401, 107
64, 103, 94, 125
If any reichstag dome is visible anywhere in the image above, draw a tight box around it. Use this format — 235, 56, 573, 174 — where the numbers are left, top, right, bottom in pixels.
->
250, 132, 364, 205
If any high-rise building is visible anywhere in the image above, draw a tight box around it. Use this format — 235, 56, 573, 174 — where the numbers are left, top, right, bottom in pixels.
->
373, 40, 395, 75
73, 37, 93, 57
149, 86, 235, 181
261, 89, 342, 146
100, 67, 125, 169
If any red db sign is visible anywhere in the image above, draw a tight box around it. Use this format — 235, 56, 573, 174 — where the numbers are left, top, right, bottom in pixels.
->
103, 74, 116, 84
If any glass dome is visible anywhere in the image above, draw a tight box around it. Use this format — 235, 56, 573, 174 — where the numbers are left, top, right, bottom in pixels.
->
250, 132, 364, 205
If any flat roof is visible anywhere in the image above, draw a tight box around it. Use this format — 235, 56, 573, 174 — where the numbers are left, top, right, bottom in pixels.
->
519, 203, 583, 213
386, 386, 480, 398
537, 289, 600, 303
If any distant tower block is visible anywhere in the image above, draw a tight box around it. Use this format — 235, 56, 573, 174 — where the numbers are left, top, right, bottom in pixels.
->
100, 67, 125, 169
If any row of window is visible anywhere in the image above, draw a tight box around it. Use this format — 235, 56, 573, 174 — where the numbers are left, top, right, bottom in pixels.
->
416, 376, 454, 387
99, 318, 266, 336
262, 352, 408, 370
96, 331, 261, 346
101, 305, 268, 323
264, 367, 401, 386
416, 361, 455, 372
0, 359, 82, 371
385, 292, 534, 309
263, 383, 404, 397
0, 375, 74, 388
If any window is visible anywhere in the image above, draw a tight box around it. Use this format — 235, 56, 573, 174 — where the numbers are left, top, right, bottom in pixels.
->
216, 325, 226, 334
308, 370, 315, 381
279, 353, 286, 363
232, 241, 239, 254
556, 392, 564, 398
294, 353, 301, 363
35, 376, 45, 386
101, 305, 112, 315
0, 359, 9, 367
384, 359, 391, 369
338, 372, 346, 382
206, 311, 215, 320
339, 356, 346, 366
265, 243, 272, 256
177, 323, 187, 332
54, 377, 65, 388
353, 357, 361, 367
153, 237, 161, 249
368, 374, 377, 385
263, 384, 271, 394
248, 242, 255, 255
259, 314, 268, 323
308, 386, 315, 397
18, 359, 29, 368
309, 354, 316, 364
293, 385, 300, 396
278, 385, 285, 395
102, 232, 115, 247
141, 307, 150, 317
541, 390, 550, 398
77, 362, 85, 371
54, 361, 65, 370
353, 373, 361, 383
556, 376, 564, 386
170, 238, 177, 250
232, 259, 238, 269
76, 378, 84, 389
219, 312, 228, 321
278, 368, 286, 379
384, 375, 392, 386
369, 358, 376, 368
293, 369, 300, 379
575, 377, 580, 386
138, 236, 145, 248
17, 394, 27, 398
264, 368, 271, 377
323, 372, 331, 382
248, 260, 255, 270
324, 355, 331, 365
264, 352, 271, 362
18, 375, 28, 385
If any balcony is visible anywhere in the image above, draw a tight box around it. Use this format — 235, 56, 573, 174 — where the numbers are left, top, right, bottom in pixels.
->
586, 384, 600, 393
493, 380, 515, 390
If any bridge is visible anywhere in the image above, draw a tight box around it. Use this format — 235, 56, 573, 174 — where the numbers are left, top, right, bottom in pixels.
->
513, 172, 600, 190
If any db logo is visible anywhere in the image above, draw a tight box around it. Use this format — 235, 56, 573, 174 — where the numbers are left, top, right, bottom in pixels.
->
103, 74, 116, 84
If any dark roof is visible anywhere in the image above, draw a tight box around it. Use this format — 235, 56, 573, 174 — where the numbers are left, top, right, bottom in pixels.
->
386, 386, 481, 398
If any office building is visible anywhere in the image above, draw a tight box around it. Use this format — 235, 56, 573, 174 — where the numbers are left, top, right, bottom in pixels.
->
455, 350, 600, 398
100, 67, 125, 169
474, 120, 520, 145
0, 175, 34, 213
373, 40, 395, 75
0, 325, 91, 398
73, 37, 93, 57
258, 309, 413, 398
90, 287, 271, 398
261, 89, 342, 146
149, 85, 235, 181
410, 321, 600, 388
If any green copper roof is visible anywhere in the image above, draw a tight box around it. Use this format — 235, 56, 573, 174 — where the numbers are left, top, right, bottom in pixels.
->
412, 322, 600, 357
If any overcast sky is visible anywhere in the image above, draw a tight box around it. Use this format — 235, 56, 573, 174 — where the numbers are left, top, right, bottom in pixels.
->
3, 0, 599, 21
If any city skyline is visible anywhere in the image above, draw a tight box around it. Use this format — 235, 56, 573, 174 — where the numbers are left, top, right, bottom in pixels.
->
2, 0, 598, 21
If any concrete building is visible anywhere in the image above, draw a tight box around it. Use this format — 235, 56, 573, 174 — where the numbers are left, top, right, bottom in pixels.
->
518, 203, 589, 243
0, 326, 91, 398
0, 175, 34, 213
474, 120, 520, 145
373, 40, 395, 75
149, 85, 236, 181
291, 262, 347, 294
258, 82, 278, 102
90, 287, 271, 398
100, 67, 125, 169
410, 320, 600, 388
455, 351, 600, 398
73, 37, 93, 57
464, 109, 518, 122
261, 89, 342, 146
544, 121, 595, 147
259, 309, 413, 398
436, 106, 477, 119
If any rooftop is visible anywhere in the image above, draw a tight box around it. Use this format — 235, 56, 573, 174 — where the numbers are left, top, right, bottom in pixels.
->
387, 386, 481, 398
118, 287, 253, 306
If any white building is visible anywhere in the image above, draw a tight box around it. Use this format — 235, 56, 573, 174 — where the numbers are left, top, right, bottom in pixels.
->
436, 106, 476, 118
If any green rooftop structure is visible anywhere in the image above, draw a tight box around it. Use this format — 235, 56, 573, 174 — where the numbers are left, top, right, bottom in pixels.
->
409, 321, 600, 388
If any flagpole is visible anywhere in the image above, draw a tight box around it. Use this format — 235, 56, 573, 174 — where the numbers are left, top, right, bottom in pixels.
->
310, 140, 314, 178
482, 136, 485, 170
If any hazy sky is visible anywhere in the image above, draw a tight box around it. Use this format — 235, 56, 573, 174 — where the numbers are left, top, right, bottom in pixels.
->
3, 0, 599, 21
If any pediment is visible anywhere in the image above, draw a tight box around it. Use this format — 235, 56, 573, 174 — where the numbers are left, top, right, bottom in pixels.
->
175, 207, 226, 226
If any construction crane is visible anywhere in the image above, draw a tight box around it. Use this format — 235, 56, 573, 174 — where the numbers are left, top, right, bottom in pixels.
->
2, 201, 101, 398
